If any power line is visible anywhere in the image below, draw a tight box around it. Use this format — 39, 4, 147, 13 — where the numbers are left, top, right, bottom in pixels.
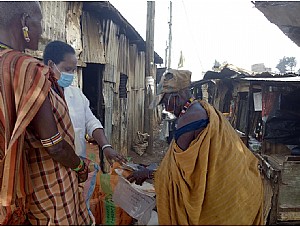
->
181, 0, 204, 72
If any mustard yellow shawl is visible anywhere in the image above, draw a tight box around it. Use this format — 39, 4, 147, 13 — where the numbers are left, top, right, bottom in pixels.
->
155, 100, 263, 225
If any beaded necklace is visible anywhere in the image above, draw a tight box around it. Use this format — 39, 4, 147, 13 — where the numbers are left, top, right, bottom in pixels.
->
179, 97, 196, 117
0, 42, 12, 50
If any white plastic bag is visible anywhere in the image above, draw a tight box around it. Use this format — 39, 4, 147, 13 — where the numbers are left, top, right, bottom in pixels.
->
112, 177, 156, 225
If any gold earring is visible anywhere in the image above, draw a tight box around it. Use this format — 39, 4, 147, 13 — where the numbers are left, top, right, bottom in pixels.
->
22, 26, 30, 42
21, 13, 30, 43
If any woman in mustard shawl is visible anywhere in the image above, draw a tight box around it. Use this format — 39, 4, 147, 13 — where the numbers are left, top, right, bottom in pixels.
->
127, 69, 263, 225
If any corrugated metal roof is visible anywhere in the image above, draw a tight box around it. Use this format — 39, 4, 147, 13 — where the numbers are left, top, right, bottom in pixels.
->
203, 63, 255, 80
194, 64, 300, 86
254, 1, 300, 47
239, 76, 300, 82
83, 1, 163, 64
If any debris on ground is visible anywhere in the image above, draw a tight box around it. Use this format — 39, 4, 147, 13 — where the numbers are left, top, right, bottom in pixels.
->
129, 123, 169, 166
132, 131, 150, 156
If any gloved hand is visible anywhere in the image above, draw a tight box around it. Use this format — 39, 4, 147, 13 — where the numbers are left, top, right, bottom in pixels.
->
127, 167, 150, 186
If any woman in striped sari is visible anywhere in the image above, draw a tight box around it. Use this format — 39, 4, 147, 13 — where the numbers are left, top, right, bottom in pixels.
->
0, 2, 91, 225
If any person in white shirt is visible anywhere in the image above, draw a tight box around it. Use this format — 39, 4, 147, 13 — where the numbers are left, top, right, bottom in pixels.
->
43, 40, 126, 166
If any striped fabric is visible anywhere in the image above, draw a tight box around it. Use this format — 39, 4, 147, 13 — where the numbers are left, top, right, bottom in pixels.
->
155, 100, 263, 225
0, 49, 52, 225
25, 89, 90, 225
0, 49, 91, 225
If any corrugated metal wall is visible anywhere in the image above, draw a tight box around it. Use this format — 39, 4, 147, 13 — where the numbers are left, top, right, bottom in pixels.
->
81, 11, 146, 156
39, 3, 147, 156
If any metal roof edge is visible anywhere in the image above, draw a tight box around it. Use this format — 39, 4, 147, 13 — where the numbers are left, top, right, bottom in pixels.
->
83, 1, 163, 64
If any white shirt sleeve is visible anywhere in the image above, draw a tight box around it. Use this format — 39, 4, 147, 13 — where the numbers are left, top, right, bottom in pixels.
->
80, 90, 103, 137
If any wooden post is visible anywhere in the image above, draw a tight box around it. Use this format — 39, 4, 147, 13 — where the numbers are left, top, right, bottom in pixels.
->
245, 82, 253, 148
165, 41, 168, 68
145, 1, 155, 153
168, 1, 172, 69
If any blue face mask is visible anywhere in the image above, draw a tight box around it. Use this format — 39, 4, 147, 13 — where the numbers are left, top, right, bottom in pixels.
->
57, 72, 74, 88
54, 64, 74, 88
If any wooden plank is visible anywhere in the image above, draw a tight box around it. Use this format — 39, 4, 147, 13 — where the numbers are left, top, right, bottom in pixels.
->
72, 67, 83, 89
66, 2, 83, 58
119, 98, 128, 156
278, 212, 300, 222
278, 160, 300, 221
102, 79, 113, 143
127, 45, 137, 152
257, 154, 281, 225
103, 20, 119, 83
262, 141, 291, 157
81, 11, 105, 63
40, 1, 67, 48
112, 90, 120, 152
262, 175, 274, 225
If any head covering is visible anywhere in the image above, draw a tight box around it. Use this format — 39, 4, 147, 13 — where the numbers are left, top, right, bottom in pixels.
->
150, 69, 192, 109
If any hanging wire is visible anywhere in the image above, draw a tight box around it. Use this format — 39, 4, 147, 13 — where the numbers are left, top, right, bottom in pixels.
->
181, 0, 204, 72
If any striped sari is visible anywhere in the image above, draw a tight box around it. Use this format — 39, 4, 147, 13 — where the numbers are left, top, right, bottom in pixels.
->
0, 49, 90, 225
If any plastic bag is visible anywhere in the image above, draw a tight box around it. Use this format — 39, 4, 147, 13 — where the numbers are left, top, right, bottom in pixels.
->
112, 177, 156, 225
81, 158, 100, 225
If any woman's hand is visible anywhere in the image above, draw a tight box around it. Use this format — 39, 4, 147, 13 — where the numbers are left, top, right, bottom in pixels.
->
78, 170, 88, 183
127, 168, 150, 186
103, 147, 127, 166
77, 161, 88, 183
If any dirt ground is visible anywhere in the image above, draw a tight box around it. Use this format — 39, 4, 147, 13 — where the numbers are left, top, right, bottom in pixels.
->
86, 122, 169, 167
128, 123, 169, 166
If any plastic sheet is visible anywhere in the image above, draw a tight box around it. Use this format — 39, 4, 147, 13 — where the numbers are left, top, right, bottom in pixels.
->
81, 158, 100, 225
264, 110, 300, 145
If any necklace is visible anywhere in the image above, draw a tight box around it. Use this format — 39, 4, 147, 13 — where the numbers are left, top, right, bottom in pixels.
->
0, 42, 12, 50
179, 97, 196, 117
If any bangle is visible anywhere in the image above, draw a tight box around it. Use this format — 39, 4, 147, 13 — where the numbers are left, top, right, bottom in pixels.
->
78, 162, 88, 175
40, 132, 63, 147
102, 144, 112, 150
73, 159, 84, 172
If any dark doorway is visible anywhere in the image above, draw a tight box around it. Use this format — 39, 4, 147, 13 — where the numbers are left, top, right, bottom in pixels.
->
82, 63, 105, 124
236, 92, 249, 133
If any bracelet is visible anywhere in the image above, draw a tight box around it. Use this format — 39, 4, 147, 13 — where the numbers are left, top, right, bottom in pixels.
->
73, 159, 84, 172
78, 162, 88, 175
147, 170, 155, 179
102, 144, 112, 151
40, 132, 63, 147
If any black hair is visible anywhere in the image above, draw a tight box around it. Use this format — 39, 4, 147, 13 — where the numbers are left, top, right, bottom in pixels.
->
43, 40, 75, 65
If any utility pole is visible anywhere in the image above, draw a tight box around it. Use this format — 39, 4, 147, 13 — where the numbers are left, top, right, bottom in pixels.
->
167, 1, 172, 69
144, 1, 155, 153
165, 41, 168, 68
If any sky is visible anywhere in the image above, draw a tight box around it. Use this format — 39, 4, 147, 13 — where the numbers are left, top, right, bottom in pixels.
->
109, 0, 300, 81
